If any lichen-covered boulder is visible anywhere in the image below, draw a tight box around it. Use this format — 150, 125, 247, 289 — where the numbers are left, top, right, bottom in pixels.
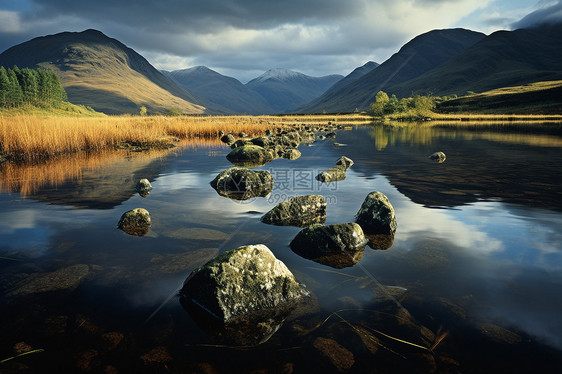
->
261, 195, 326, 227
355, 191, 397, 235
429, 151, 446, 163
316, 165, 347, 183
180, 244, 309, 325
118, 208, 151, 236
210, 167, 273, 200
226, 145, 274, 167
282, 149, 301, 160
136, 178, 152, 197
220, 133, 235, 145
250, 137, 272, 148
299, 131, 316, 144
230, 139, 254, 149
335, 156, 354, 169
290, 223, 368, 267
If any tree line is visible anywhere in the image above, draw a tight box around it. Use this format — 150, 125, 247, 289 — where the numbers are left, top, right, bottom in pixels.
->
0, 66, 67, 108
367, 91, 437, 117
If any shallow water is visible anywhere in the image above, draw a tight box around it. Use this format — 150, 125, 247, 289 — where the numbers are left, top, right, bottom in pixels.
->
1, 123, 562, 373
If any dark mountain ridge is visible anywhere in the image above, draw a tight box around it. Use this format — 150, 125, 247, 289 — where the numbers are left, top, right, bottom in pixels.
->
385, 22, 562, 98
299, 28, 487, 113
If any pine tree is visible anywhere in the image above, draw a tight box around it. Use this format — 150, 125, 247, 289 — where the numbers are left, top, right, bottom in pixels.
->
7, 68, 23, 107
0, 66, 9, 107
20, 68, 39, 105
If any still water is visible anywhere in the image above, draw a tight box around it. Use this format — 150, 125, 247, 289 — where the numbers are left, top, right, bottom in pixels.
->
1, 123, 561, 373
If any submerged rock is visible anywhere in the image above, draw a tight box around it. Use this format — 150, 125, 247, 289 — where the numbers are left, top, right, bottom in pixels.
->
316, 165, 347, 183
365, 233, 395, 250
7, 264, 90, 297
261, 195, 326, 227
210, 167, 273, 200
429, 151, 446, 163
226, 145, 274, 167
118, 208, 151, 236
180, 244, 309, 344
136, 178, 152, 197
290, 223, 368, 268
355, 191, 397, 235
312, 337, 355, 371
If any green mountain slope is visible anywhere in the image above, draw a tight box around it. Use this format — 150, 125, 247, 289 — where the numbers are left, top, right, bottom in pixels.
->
299, 28, 486, 113
437, 80, 562, 114
0, 29, 207, 114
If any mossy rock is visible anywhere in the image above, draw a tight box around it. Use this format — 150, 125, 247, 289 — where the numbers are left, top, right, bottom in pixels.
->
210, 167, 273, 200
261, 195, 326, 227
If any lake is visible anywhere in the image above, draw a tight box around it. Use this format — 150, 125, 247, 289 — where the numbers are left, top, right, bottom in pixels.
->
1, 122, 562, 373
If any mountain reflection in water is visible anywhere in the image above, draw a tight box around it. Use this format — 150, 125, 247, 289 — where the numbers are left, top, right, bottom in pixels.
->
1, 123, 561, 373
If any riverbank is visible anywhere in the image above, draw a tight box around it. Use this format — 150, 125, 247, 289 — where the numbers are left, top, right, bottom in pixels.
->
1, 113, 561, 162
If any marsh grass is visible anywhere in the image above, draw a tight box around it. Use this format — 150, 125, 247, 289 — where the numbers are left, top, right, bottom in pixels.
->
0, 113, 373, 161
0, 115, 278, 161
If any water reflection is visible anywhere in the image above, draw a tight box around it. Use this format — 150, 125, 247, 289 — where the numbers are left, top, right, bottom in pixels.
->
1, 123, 562, 372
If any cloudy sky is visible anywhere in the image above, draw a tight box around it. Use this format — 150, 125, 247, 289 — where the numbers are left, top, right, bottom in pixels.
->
0, 0, 559, 82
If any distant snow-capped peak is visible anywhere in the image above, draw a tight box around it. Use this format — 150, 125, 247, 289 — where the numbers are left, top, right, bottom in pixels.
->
255, 68, 305, 82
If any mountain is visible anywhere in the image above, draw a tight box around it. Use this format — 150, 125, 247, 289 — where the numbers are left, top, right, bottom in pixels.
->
385, 23, 562, 98
299, 28, 486, 113
246, 68, 344, 113
298, 61, 379, 112
325, 61, 379, 93
0, 29, 207, 114
163, 66, 274, 114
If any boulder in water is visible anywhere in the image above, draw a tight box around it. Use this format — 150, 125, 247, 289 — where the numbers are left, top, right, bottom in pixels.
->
335, 156, 354, 169
220, 133, 235, 145
355, 191, 397, 235
429, 152, 446, 163
180, 244, 309, 344
226, 145, 274, 167
136, 178, 152, 197
316, 165, 347, 183
261, 195, 326, 227
118, 208, 151, 236
210, 167, 273, 200
290, 223, 368, 268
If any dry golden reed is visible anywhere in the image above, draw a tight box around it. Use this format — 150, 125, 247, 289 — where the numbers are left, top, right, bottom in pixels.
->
0, 113, 372, 161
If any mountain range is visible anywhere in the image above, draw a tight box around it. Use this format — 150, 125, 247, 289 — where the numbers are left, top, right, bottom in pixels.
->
299, 28, 487, 113
300, 23, 562, 113
1, 21, 561, 115
163, 67, 343, 114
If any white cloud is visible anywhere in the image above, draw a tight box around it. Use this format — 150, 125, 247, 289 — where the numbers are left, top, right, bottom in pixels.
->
0, 10, 23, 33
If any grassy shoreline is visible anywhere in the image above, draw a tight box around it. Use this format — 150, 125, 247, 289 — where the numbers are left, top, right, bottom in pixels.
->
1, 113, 561, 163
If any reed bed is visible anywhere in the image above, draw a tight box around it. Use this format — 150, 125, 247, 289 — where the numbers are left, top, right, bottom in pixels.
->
2, 112, 558, 162
0, 115, 286, 161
